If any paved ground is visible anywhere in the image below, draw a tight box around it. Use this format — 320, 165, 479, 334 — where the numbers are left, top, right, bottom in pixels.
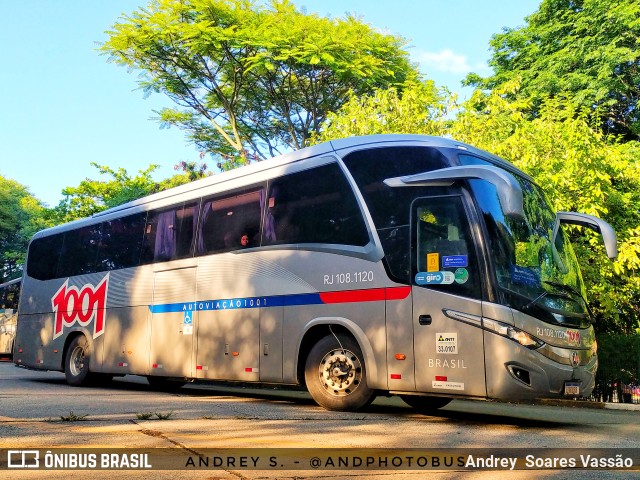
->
0, 361, 638, 479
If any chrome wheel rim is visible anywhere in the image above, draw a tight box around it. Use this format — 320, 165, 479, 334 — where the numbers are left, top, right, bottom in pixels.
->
318, 348, 362, 397
69, 345, 85, 377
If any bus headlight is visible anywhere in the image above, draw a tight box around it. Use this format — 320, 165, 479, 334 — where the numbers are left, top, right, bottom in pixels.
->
483, 319, 544, 349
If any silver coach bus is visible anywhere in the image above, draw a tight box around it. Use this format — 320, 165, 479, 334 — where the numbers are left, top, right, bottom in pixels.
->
0, 278, 21, 358
14, 135, 617, 412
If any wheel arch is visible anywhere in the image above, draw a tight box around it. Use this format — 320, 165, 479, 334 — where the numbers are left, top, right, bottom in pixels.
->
295, 317, 378, 387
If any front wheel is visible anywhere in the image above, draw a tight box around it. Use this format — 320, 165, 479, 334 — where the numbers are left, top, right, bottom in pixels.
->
304, 334, 374, 411
400, 395, 452, 413
64, 336, 94, 386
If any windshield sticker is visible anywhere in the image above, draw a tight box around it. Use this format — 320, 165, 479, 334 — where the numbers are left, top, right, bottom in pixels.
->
436, 333, 458, 354
416, 271, 455, 285
427, 253, 439, 272
443, 255, 468, 268
454, 268, 469, 284
510, 264, 541, 287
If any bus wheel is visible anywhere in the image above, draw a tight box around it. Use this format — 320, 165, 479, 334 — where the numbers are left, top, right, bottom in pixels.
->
305, 334, 374, 411
64, 336, 93, 387
147, 376, 185, 391
400, 395, 451, 413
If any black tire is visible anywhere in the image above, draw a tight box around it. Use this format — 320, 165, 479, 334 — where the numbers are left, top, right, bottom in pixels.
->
400, 395, 452, 413
304, 334, 374, 411
64, 336, 94, 387
147, 376, 186, 391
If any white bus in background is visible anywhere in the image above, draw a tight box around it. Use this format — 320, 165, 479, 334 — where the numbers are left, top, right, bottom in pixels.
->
14, 135, 617, 412
0, 278, 21, 358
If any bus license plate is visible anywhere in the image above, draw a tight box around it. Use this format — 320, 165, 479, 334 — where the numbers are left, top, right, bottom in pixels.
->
564, 382, 580, 396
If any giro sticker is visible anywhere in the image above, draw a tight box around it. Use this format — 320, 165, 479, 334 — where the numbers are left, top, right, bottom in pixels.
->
415, 272, 455, 285
51, 275, 109, 340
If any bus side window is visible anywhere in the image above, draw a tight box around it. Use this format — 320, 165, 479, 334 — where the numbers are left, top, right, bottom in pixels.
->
99, 212, 147, 270
264, 163, 369, 247
56, 224, 103, 277
196, 187, 264, 255
142, 202, 198, 263
27, 234, 64, 281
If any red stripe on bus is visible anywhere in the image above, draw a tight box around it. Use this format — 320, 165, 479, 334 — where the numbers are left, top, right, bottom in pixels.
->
390, 374, 402, 379
435, 375, 448, 381
319, 288, 386, 304
385, 286, 411, 301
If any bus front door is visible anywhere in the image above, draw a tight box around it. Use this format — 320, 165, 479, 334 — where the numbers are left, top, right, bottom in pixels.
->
411, 196, 486, 397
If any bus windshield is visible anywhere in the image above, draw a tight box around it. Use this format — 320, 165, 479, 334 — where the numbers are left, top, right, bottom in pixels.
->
472, 177, 590, 328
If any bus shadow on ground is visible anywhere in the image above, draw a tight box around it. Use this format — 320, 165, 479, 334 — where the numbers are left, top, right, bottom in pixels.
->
27, 374, 570, 428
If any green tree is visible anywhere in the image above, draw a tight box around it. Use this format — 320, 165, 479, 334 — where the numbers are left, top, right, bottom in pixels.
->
102, 0, 416, 168
451, 85, 640, 333
312, 80, 451, 143
54, 163, 187, 222
0, 176, 51, 282
465, 0, 640, 139
315, 80, 640, 332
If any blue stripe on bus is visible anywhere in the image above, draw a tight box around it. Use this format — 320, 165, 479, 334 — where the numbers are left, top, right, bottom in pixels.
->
147, 287, 411, 314
148, 292, 323, 314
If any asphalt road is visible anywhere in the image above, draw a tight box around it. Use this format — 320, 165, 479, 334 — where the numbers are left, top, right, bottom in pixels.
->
0, 361, 638, 479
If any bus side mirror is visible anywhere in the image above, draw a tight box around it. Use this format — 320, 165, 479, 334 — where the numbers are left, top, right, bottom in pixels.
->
383, 165, 525, 218
552, 212, 618, 259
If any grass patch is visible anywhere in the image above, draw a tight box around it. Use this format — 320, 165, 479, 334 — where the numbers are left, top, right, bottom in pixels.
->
154, 411, 174, 420
60, 412, 88, 422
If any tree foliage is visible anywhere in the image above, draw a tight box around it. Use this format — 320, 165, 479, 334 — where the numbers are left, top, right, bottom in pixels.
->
313, 80, 451, 142
54, 163, 190, 223
465, 0, 640, 139
102, 0, 416, 168
452, 87, 640, 333
315, 81, 640, 333
0, 177, 52, 282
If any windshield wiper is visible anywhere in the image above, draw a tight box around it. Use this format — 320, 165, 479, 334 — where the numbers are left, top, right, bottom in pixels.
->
542, 280, 594, 321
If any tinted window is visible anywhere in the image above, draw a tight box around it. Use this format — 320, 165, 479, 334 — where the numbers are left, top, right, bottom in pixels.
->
57, 223, 103, 278
342, 146, 449, 281
27, 235, 64, 280
0, 282, 20, 310
197, 187, 264, 254
414, 196, 481, 299
264, 163, 369, 246
342, 147, 449, 229
98, 212, 147, 270
142, 203, 199, 263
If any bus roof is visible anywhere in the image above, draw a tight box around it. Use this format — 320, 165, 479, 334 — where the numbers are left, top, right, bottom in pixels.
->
0, 278, 21, 289
32, 134, 520, 239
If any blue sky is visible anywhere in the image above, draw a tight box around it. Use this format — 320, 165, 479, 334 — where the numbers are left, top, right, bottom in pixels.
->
1, 0, 540, 207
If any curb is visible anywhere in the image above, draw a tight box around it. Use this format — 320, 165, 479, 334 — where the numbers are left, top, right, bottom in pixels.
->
536, 398, 640, 411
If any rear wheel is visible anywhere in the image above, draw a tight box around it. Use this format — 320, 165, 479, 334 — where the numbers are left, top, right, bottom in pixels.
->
64, 336, 94, 386
304, 334, 374, 411
401, 395, 451, 413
